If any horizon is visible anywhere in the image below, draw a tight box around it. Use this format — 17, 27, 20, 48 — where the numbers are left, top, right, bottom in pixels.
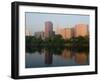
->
25, 12, 89, 35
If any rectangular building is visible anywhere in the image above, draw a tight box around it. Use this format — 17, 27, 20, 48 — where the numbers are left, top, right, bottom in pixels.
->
56, 27, 72, 39
74, 24, 89, 37
34, 31, 45, 39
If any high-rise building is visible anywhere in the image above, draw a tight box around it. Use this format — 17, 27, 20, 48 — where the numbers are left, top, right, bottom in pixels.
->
34, 31, 45, 39
56, 27, 72, 39
74, 24, 89, 37
45, 21, 54, 38
25, 28, 33, 36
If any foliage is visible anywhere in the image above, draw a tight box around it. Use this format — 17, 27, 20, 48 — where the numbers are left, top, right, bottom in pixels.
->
26, 35, 89, 48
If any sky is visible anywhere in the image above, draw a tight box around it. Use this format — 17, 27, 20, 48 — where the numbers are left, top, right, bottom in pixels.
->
25, 12, 89, 34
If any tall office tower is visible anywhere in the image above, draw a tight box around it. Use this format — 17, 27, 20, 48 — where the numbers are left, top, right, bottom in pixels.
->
74, 24, 89, 37
56, 27, 72, 39
64, 28, 72, 39
45, 21, 54, 38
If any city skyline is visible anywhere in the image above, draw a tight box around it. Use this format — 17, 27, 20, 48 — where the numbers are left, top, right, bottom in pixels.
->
25, 12, 89, 35
26, 21, 89, 40
25, 13, 90, 68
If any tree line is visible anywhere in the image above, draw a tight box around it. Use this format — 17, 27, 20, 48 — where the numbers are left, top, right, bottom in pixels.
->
26, 35, 89, 47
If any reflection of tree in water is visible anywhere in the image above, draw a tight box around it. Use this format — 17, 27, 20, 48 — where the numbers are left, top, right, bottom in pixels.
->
71, 46, 89, 53
26, 46, 89, 65
26, 46, 64, 54
26, 46, 88, 53
26, 46, 43, 54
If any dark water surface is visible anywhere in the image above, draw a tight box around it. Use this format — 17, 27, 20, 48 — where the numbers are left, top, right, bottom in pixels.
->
25, 47, 89, 68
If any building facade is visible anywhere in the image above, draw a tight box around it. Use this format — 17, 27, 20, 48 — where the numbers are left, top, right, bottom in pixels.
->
56, 27, 72, 39
34, 31, 45, 39
45, 21, 54, 38
25, 28, 33, 36
74, 24, 89, 37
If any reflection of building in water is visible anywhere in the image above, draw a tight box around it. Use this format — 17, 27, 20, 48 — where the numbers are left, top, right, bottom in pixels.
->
62, 49, 71, 59
73, 52, 88, 65
44, 49, 53, 65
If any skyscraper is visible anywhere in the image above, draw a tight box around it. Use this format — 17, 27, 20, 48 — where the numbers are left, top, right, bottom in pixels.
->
74, 24, 89, 37
56, 27, 72, 39
45, 21, 54, 38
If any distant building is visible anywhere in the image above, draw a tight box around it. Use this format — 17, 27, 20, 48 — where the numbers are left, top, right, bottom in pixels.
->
25, 28, 33, 36
45, 21, 54, 38
74, 24, 89, 37
56, 27, 72, 39
34, 31, 45, 39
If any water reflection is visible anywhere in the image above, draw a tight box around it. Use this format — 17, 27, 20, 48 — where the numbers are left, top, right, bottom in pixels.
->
73, 52, 88, 65
44, 49, 53, 65
25, 47, 89, 68
62, 49, 72, 60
